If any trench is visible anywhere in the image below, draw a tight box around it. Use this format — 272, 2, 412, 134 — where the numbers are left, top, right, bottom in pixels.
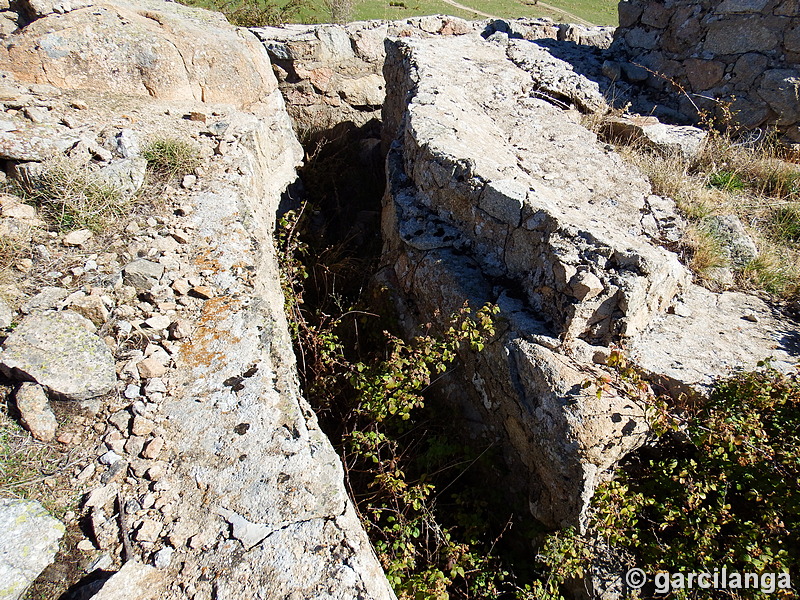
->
277, 116, 545, 597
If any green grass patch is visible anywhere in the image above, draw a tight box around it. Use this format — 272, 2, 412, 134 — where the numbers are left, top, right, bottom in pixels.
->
708, 169, 745, 192
182, 0, 618, 27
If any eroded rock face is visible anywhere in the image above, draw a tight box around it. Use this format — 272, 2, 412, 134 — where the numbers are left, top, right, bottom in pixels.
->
381, 34, 797, 527
160, 108, 394, 598
0, 0, 279, 114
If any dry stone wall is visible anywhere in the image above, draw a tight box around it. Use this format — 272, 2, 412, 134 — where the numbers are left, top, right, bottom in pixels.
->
252, 17, 613, 135
380, 32, 797, 528
612, 0, 800, 141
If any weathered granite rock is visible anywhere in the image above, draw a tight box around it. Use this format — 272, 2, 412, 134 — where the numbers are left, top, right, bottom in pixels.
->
0, 0, 279, 114
705, 214, 759, 269
159, 103, 395, 599
602, 115, 707, 157
15, 381, 57, 442
17, 0, 92, 20
96, 157, 147, 197
0, 310, 116, 400
0, 498, 64, 600
19, 286, 69, 314
381, 35, 796, 528
253, 17, 610, 133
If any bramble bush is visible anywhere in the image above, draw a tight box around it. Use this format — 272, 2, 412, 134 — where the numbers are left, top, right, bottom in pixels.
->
535, 357, 800, 599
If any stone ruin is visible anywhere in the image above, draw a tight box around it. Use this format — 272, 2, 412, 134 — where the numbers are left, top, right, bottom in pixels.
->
612, 0, 800, 141
0, 0, 797, 598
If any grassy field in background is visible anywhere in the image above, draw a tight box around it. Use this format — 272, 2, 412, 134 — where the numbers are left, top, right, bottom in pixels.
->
189, 0, 621, 27
302, 0, 619, 25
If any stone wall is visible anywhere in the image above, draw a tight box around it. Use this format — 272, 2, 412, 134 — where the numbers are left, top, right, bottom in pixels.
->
252, 17, 613, 136
612, 0, 800, 141
380, 32, 797, 529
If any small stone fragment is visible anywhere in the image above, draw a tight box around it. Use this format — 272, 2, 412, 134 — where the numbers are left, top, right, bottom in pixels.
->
70, 294, 110, 327
137, 358, 167, 379
171, 279, 191, 296
99, 450, 122, 465
167, 319, 191, 340
135, 519, 163, 543
109, 410, 131, 432
15, 382, 57, 442
144, 314, 171, 331
63, 229, 93, 247
569, 271, 604, 301
146, 462, 166, 480
124, 383, 141, 399
123, 259, 165, 291
124, 436, 146, 457
142, 437, 164, 459
131, 416, 154, 437
189, 286, 214, 300
144, 378, 167, 395
153, 546, 174, 569
89, 560, 164, 599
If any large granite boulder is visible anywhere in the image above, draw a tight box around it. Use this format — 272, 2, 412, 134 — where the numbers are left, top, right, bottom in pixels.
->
0, 0, 279, 115
0, 310, 116, 401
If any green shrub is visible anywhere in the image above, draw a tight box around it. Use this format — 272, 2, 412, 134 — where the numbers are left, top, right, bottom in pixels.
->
536, 360, 800, 599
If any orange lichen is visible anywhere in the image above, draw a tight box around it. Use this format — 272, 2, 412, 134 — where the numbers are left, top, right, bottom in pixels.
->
192, 246, 222, 273
178, 295, 243, 370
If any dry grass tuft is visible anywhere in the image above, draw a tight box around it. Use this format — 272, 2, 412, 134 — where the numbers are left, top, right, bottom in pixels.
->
141, 137, 201, 181
15, 157, 127, 232
593, 116, 800, 300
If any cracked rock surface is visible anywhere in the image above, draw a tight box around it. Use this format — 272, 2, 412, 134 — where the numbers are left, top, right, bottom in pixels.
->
380, 34, 797, 527
0, 0, 395, 597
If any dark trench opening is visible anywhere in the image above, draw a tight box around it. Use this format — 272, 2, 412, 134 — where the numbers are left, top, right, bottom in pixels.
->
277, 116, 545, 599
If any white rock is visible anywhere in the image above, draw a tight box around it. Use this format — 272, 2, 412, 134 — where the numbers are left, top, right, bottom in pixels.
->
99, 450, 122, 465
62, 229, 93, 247
0, 498, 64, 600
144, 314, 171, 331
153, 546, 174, 569
124, 383, 141, 399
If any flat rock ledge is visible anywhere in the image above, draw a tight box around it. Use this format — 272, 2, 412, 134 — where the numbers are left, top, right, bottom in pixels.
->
380, 34, 797, 528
